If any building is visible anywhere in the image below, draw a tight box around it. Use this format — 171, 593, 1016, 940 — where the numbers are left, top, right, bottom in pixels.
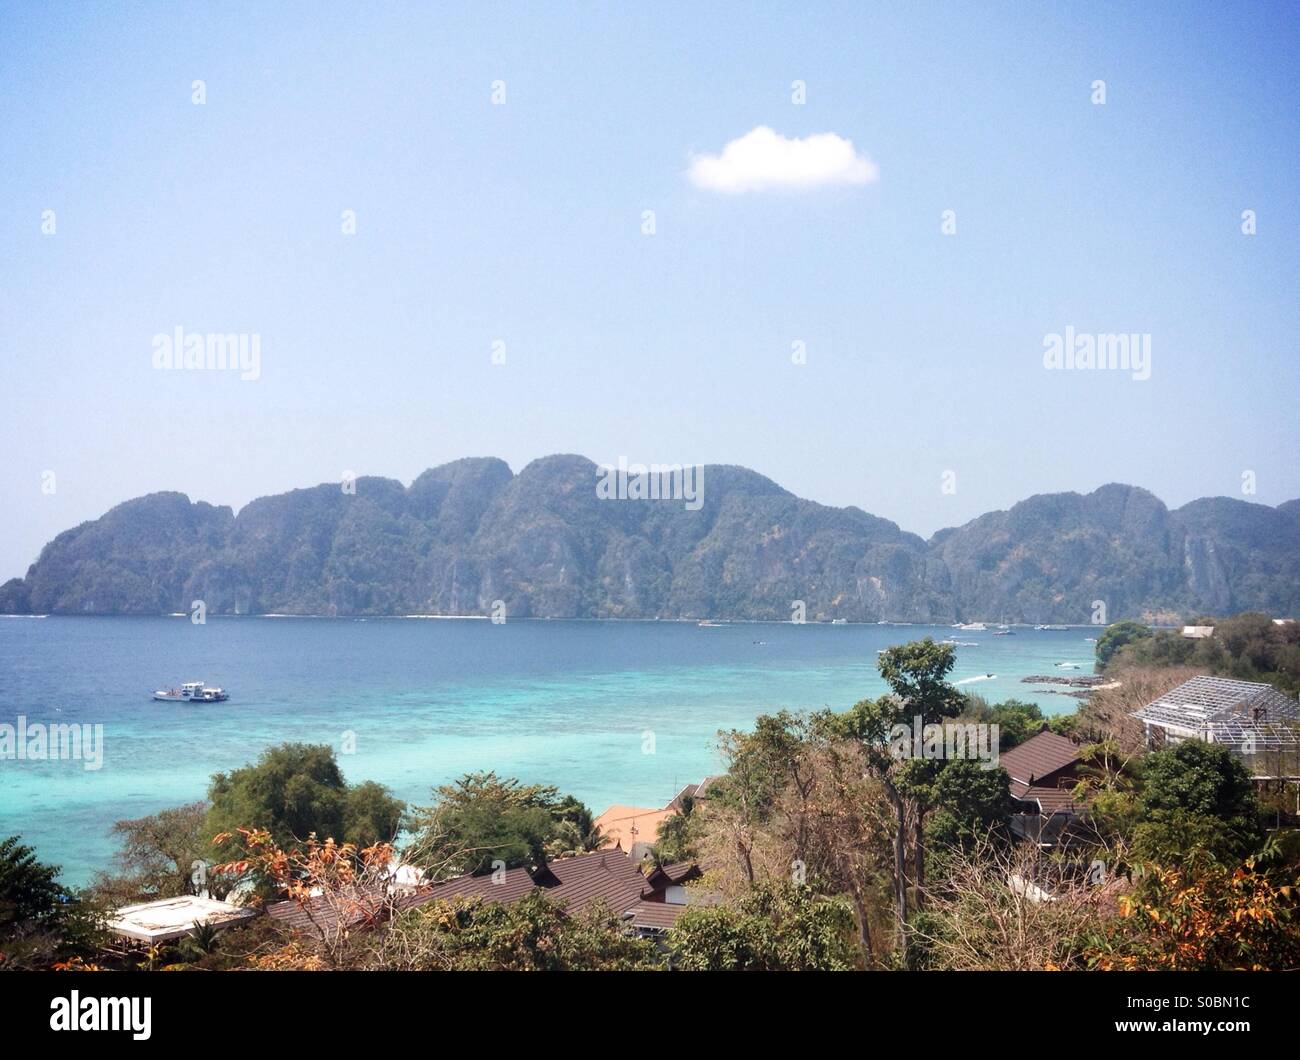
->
593, 776, 719, 861
592, 804, 677, 862
107, 895, 258, 946
266, 846, 706, 939
1181, 625, 1215, 639
1129, 675, 1300, 765
669, 775, 721, 811
1000, 730, 1088, 846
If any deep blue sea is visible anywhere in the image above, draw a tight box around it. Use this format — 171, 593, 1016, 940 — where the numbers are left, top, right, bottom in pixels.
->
0, 616, 1096, 885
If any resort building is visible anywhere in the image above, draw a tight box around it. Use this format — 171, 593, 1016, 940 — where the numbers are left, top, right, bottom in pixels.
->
1130, 675, 1300, 762
592, 804, 677, 862
1181, 625, 1215, 639
1001, 730, 1088, 846
592, 775, 719, 861
107, 895, 258, 947
266, 846, 707, 939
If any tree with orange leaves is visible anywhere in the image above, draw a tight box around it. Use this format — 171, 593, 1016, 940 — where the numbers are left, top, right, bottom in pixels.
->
1090, 855, 1300, 970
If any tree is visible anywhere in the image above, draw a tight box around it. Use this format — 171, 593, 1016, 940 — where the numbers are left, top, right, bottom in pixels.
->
877, 639, 964, 909
910, 834, 1109, 970
215, 827, 419, 969
652, 800, 700, 864
833, 694, 914, 957
550, 795, 603, 854
1091, 857, 1300, 970
963, 698, 1046, 750
0, 836, 102, 969
405, 772, 593, 876
1133, 741, 1265, 864
370, 891, 659, 971
1095, 620, 1152, 669
926, 760, 1011, 849
96, 802, 209, 902
204, 744, 404, 886
706, 716, 800, 888
669, 881, 858, 970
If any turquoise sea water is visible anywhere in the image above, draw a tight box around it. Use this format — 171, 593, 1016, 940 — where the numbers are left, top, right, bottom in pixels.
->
0, 616, 1096, 885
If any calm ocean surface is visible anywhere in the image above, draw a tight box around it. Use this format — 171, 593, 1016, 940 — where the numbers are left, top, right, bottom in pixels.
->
0, 617, 1096, 885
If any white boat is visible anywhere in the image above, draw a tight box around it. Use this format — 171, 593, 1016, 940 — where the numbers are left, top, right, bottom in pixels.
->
955, 622, 987, 631
153, 681, 229, 703
1035, 624, 1069, 631
831, 618, 847, 625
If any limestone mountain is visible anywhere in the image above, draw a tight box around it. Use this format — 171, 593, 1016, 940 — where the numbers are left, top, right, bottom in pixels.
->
2, 456, 1296, 623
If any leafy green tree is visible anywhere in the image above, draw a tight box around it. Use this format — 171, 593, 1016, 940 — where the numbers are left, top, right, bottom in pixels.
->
669, 882, 857, 970
962, 698, 1047, 750
550, 794, 602, 854
0, 836, 102, 969
405, 772, 593, 876
1095, 620, 1152, 669
927, 760, 1012, 849
343, 781, 406, 850
1133, 741, 1265, 865
377, 891, 659, 970
205, 744, 404, 868
652, 798, 700, 864
878, 638, 964, 903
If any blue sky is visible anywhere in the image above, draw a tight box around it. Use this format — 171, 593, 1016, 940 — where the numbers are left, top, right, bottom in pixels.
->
2, 1, 1298, 579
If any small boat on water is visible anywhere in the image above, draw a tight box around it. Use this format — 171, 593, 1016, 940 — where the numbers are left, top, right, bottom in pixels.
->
698, 620, 727, 628
1035, 624, 1069, 631
153, 681, 229, 703
992, 629, 1015, 636
831, 618, 847, 625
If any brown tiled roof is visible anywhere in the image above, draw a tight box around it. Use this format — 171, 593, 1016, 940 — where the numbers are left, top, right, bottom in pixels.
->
264, 892, 386, 935
412, 864, 538, 905
266, 848, 690, 936
1018, 784, 1078, 815
625, 899, 690, 932
535, 850, 649, 914
998, 730, 1081, 786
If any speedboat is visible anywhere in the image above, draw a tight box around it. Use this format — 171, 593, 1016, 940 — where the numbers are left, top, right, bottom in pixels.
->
153, 681, 229, 702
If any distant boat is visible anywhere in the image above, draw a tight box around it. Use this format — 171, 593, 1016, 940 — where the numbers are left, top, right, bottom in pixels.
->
992, 630, 1015, 636
831, 618, 847, 625
153, 681, 229, 703
955, 622, 987, 631
698, 620, 726, 628
1035, 624, 1069, 631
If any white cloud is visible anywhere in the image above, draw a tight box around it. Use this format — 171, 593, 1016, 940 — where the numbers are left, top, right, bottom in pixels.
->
687, 126, 879, 194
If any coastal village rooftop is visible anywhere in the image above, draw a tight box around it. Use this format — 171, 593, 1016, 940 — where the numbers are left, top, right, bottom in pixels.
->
107, 895, 258, 945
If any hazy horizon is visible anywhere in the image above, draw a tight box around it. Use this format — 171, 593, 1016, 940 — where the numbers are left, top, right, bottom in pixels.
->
3, 1, 1298, 580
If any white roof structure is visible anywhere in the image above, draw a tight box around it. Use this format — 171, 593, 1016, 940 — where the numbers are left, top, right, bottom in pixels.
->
1131, 675, 1300, 753
107, 895, 258, 944
1181, 625, 1215, 639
